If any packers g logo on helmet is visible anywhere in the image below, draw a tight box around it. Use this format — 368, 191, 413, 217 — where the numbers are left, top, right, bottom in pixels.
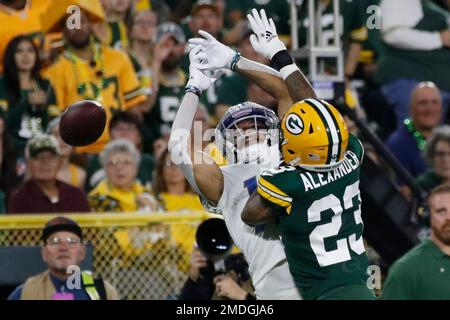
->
280, 98, 349, 171
285, 113, 304, 135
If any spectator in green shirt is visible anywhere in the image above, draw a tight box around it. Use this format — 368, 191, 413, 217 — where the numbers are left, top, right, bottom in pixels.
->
224, 0, 290, 38
0, 35, 59, 158
417, 125, 450, 192
382, 184, 450, 300
296, 0, 368, 80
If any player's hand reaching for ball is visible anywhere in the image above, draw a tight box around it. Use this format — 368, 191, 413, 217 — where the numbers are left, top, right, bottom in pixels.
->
247, 8, 287, 59
188, 30, 240, 71
186, 45, 223, 94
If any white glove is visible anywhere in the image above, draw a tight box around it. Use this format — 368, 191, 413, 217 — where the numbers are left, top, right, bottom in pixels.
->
188, 30, 239, 70
186, 45, 223, 93
247, 8, 287, 60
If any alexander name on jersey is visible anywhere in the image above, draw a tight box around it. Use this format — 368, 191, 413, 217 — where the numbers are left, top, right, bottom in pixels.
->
300, 150, 360, 192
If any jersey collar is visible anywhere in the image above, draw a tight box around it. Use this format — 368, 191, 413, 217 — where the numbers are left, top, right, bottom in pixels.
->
424, 238, 449, 259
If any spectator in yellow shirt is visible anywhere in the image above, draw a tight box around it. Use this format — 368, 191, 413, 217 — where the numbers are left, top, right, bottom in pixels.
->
0, 0, 50, 74
153, 148, 205, 271
43, 9, 146, 154
153, 148, 203, 212
88, 139, 157, 212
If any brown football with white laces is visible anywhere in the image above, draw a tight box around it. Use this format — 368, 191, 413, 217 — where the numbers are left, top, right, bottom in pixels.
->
59, 100, 106, 146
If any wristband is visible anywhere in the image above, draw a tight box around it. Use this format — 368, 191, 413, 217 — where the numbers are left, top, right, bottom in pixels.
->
280, 64, 300, 80
230, 52, 242, 71
270, 50, 294, 71
185, 85, 201, 97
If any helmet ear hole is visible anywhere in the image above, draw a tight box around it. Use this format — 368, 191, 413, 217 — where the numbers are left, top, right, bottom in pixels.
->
309, 123, 314, 134
287, 149, 295, 155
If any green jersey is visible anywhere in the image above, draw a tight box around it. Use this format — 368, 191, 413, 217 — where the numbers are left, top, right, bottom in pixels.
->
0, 77, 59, 156
374, 0, 450, 91
225, 0, 290, 35
297, 0, 368, 73
107, 20, 129, 50
257, 135, 372, 300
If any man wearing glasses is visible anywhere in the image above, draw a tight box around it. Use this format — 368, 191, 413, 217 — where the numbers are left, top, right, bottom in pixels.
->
8, 216, 119, 300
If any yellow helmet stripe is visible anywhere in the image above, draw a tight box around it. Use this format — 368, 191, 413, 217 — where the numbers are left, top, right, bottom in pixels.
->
319, 100, 343, 162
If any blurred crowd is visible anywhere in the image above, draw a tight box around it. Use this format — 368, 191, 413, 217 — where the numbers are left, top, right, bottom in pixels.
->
0, 0, 449, 213
0, 0, 449, 300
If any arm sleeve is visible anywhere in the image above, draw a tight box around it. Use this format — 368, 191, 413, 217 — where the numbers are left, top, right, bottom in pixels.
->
380, 0, 443, 50
257, 172, 293, 215
348, 134, 365, 164
168, 92, 207, 199
383, 29, 443, 50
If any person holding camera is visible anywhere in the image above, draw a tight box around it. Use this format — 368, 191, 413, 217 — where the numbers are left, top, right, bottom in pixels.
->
178, 218, 255, 300
180, 249, 255, 300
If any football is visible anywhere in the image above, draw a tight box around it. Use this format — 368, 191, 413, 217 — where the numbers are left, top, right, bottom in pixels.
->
59, 100, 107, 147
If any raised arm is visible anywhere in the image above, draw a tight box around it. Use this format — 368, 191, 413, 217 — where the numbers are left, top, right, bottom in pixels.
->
241, 191, 277, 226
168, 48, 224, 205
234, 57, 293, 118
188, 31, 293, 118
246, 9, 317, 103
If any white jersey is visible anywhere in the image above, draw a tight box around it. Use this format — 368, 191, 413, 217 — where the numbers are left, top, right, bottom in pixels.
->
205, 163, 301, 300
